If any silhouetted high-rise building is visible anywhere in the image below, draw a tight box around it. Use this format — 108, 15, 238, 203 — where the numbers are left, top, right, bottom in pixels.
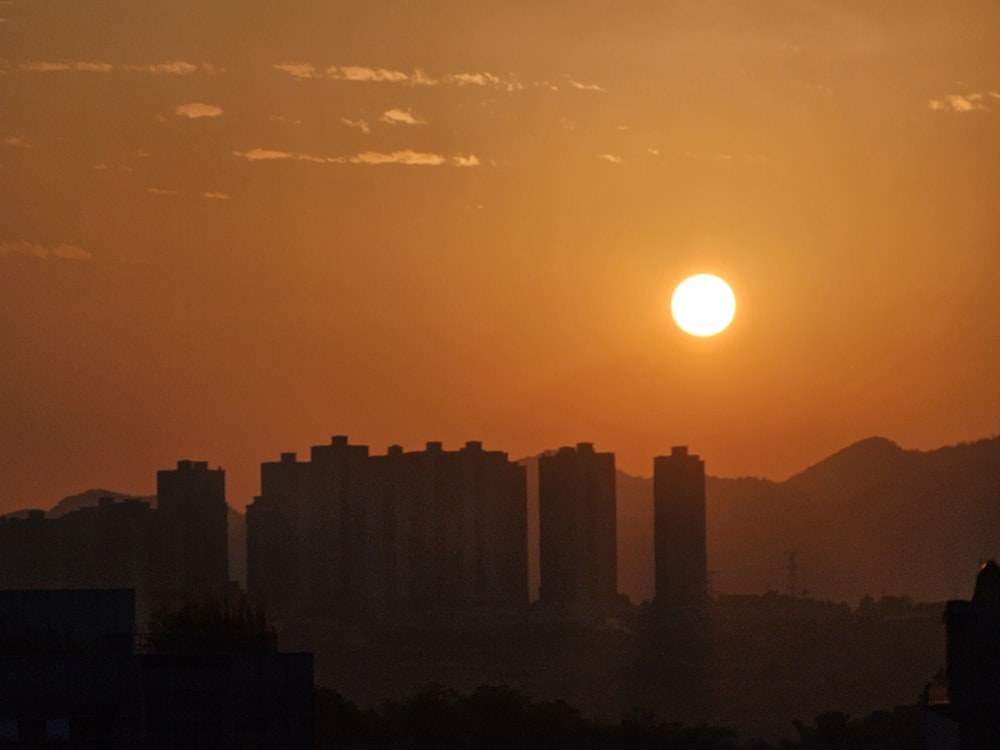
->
538, 443, 617, 615
248, 452, 307, 624
250, 438, 373, 623
653, 446, 707, 608
306, 436, 372, 615
375, 441, 528, 612
247, 437, 528, 624
157, 460, 228, 593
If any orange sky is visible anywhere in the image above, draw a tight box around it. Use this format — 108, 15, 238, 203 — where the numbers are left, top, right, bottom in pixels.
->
1, 1, 998, 513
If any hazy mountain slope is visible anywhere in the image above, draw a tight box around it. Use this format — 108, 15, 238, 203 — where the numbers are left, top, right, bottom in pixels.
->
47, 489, 148, 517
698, 437, 998, 603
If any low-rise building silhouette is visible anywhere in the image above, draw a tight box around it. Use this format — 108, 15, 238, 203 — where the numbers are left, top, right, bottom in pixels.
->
926, 560, 1000, 748
0, 588, 312, 748
0, 461, 229, 624
538, 443, 617, 616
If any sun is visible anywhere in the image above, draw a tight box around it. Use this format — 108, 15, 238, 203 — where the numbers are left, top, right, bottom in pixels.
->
671, 274, 736, 337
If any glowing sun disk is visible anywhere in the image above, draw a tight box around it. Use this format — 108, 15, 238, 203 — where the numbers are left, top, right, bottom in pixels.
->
671, 274, 736, 337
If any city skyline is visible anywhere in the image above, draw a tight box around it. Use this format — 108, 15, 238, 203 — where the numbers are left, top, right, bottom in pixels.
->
2, 0, 998, 513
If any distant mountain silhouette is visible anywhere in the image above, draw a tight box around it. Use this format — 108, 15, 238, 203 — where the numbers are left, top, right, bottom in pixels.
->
616, 436, 1000, 604
47, 489, 145, 517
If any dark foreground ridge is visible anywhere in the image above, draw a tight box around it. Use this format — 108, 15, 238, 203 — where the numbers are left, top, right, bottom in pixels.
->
314, 684, 922, 750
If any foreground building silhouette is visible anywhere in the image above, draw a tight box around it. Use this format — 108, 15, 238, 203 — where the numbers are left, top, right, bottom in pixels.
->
247, 437, 528, 624
925, 560, 1000, 748
538, 443, 618, 616
0, 588, 312, 748
0, 461, 229, 622
653, 446, 708, 608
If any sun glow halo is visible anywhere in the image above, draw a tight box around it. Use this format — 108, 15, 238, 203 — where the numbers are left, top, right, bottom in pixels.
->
671, 274, 736, 337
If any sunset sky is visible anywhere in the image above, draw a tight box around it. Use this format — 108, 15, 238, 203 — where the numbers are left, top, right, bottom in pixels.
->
2, 0, 998, 512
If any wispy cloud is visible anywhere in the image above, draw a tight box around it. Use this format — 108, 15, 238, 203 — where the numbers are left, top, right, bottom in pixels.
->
124, 61, 199, 75
74, 62, 113, 72
175, 102, 223, 119
273, 63, 525, 91
569, 78, 607, 93
146, 187, 179, 195
0, 241, 93, 261
599, 154, 624, 165
379, 108, 426, 126
201, 191, 231, 200
445, 72, 500, 87
273, 63, 317, 79
233, 148, 480, 167
928, 92, 998, 112
342, 118, 370, 134
349, 150, 445, 166
20, 61, 112, 72
4, 135, 31, 149
20, 60, 216, 75
331, 65, 409, 83
233, 148, 322, 163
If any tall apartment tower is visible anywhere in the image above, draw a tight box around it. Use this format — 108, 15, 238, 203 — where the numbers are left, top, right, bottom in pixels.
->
248, 437, 528, 623
369, 440, 528, 613
248, 451, 308, 622
307, 436, 373, 616
653, 446, 707, 608
538, 443, 617, 615
156, 460, 228, 593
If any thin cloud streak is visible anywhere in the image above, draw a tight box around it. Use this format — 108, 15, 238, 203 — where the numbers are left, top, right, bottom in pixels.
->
349, 150, 444, 166
233, 148, 480, 167
20, 60, 216, 75
20, 61, 112, 72
124, 61, 199, 75
175, 102, 223, 119
379, 109, 426, 126
330, 65, 410, 83
342, 118, 370, 134
272, 63, 527, 91
0, 241, 93, 261
273, 63, 317, 80
928, 92, 998, 112
569, 79, 607, 93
